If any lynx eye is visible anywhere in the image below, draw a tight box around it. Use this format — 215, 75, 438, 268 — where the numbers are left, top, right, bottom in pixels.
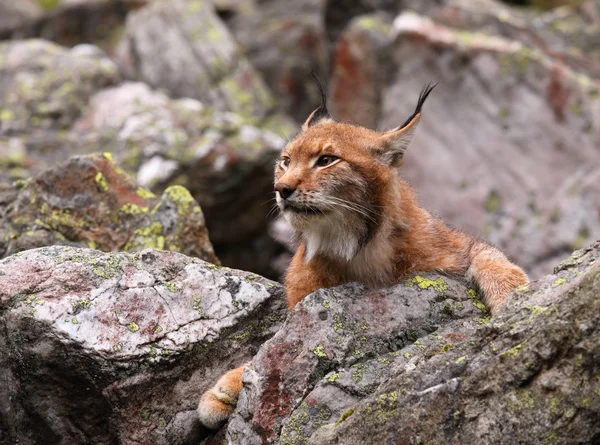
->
316, 155, 338, 168
280, 157, 290, 169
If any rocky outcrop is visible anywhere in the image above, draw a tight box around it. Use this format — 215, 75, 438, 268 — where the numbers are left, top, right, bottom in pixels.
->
0, 246, 286, 445
0, 39, 292, 278
328, 9, 600, 280
0, 153, 218, 264
69, 82, 291, 277
219, 241, 600, 444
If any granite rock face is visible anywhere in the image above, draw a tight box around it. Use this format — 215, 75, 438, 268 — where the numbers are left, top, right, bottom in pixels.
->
0, 246, 286, 445
0, 153, 218, 264
218, 241, 600, 444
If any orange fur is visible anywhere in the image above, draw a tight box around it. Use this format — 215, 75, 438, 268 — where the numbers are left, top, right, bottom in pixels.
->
198, 82, 528, 429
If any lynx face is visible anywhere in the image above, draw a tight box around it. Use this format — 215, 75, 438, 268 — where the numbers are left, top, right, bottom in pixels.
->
274, 123, 382, 233
274, 80, 435, 261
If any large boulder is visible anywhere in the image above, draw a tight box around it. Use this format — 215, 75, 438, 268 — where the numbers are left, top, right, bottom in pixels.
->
116, 0, 277, 119
328, 11, 600, 279
0, 153, 218, 264
0, 246, 286, 445
221, 241, 600, 444
226, 274, 485, 443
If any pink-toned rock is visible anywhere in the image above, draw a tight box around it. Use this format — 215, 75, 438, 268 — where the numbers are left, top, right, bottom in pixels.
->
0, 246, 286, 444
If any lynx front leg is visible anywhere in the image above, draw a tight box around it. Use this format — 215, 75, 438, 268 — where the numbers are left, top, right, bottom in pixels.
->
197, 363, 248, 430
467, 243, 528, 314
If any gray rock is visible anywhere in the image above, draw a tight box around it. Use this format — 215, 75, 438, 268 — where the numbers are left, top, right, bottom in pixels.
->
0, 0, 147, 53
0, 0, 41, 34
0, 39, 119, 134
225, 0, 330, 121
0, 246, 286, 445
69, 82, 293, 278
226, 274, 486, 443
306, 241, 600, 445
0, 153, 219, 265
116, 0, 276, 119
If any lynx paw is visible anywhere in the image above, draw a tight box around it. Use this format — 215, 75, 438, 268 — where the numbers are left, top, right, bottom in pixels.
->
197, 363, 247, 430
197, 387, 238, 430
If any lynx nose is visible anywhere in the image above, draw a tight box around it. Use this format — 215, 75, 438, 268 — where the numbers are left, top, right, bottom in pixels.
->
275, 182, 295, 200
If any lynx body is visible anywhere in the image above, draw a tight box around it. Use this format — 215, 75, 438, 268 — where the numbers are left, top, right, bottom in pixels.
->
197, 81, 528, 430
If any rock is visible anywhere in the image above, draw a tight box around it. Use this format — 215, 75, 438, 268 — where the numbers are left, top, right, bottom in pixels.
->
0, 0, 147, 53
0, 153, 219, 265
224, 0, 330, 121
328, 14, 394, 129
305, 240, 600, 445
0, 246, 286, 445
0, 39, 119, 134
69, 82, 291, 278
328, 11, 600, 279
116, 0, 276, 119
0, 0, 42, 34
222, 240, 600, 444
226, 274, 486, 443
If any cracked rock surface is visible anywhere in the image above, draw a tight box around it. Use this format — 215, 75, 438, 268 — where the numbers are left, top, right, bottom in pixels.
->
0, 246, 286, 444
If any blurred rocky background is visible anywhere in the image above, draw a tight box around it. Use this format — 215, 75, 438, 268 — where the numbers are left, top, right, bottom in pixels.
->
1, 0, 599, 444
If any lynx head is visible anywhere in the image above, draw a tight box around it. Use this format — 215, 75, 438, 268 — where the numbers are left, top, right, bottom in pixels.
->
274, 75, 436, 261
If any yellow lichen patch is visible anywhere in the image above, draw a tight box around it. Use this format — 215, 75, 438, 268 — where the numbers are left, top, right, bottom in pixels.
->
95, 172, 109, 191
127, 322, 140, 332
136, 186, 156, 199
335, 408, 355, 425
310, 345, 327, 358
406, 275, 448, 293
327, 373, 339, 383
552, 277, 568, 287
501, 339, 527, 358
164, 185, 196, 215
120, 203, 149, 215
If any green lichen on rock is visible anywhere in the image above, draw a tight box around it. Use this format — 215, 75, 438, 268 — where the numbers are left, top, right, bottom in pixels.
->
327, 373, 340, 383
95, 172, 109, 192
406, 275, 448, 293
164, 185, 196, 215
336, 408, 355, 425
310, 345, 327, 358
120, 203, 149, 215
484, 190, 502, 213
127, 322, 140, 332
501, 339, 527, 358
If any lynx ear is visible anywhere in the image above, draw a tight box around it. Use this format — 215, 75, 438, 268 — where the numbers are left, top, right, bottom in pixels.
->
376, 83, 437, 167
303, 72, 333, 130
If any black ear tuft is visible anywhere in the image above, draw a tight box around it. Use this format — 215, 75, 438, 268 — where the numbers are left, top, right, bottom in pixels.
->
306, 71, 331, 127
396, 82, 437, 130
